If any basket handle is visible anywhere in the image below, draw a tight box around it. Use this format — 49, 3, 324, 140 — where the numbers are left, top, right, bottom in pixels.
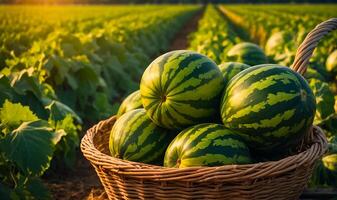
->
291, 18, 337, 75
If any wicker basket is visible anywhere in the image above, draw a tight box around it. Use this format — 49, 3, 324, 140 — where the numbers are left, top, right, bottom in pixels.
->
81, 18, 337, 200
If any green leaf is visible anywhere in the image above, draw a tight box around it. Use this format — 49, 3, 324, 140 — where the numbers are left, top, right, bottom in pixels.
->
53, 129, 67, 145
309, 79, 335, 124
93, 92, 113, 118
0, 75, 15, 105
0, 182, 12, 200
65, 73, 78, 90
0, 100, 38, 134
26, 177, 51, 200
10, 70, 42, 98
53, 115, 80, 168
45, 100, 82, 124
1, 120, 55, 176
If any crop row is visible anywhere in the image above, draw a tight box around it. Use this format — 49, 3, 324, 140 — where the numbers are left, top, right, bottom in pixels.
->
188, 5, 242, 64
187, 4, 337, 187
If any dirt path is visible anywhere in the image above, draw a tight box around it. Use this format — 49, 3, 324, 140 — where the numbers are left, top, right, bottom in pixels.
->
43, 9, 204, 200
169, 8, 204, 50
43, 152, 105, 200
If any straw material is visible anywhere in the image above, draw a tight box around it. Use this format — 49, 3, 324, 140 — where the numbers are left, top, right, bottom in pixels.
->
291, 18, 337, 74
81, 18, 337, 200
81, 117, 327, 200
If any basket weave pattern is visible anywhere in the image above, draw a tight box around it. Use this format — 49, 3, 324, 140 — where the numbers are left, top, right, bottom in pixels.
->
82, 116, 326, 199
81, 18, 337, 200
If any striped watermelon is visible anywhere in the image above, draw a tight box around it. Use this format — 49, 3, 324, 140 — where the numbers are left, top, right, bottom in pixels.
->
220, 64, 316, 154
140, 50, 224, 130
117, 90, 142, 118
226, 42, 268, 66
219, 62, 250, 86
109, 109, 174, 165
164, 123, 252, 168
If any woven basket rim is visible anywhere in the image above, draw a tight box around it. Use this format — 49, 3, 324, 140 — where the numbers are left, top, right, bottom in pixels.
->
81, 115, 328, 182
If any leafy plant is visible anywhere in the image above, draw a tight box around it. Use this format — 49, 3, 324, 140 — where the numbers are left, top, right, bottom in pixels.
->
0, 100, 61, 199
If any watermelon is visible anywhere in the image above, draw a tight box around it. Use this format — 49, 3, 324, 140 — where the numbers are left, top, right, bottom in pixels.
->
117, 90, 142, 118
164, 123, 252, 168
218, 62, 250, 86
220, 64, 316, 154
140, 50, 224, 130
226, 42, 268, 66
109, 109, 174, 165
264, 32, 295, 66
265, 31, 294, 57
326, 50, 337, 75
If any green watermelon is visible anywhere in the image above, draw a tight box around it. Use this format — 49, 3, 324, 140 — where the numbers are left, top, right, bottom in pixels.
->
220, 64, 316, 154
218, 62, 250, 86
140, 50, 224, 130
109, 109, 174, 165
117, 90, 142, 118
164, 123, 252, 168
226, 42, 268, 66
264, 32, 295, 66
265, 31, 294, 57
326, 50, 337, 75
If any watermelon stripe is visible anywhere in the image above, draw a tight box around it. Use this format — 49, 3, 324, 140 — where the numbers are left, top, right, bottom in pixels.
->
120, 113, 150, 154
141, 50, 224, 129
166, 59, 212, 94
173, 98, 219, 109
229, 73, 299, 104
225, 92, 299, 122
141, 141, 168, 163
123, 121, 153, 156
185, 133, 248, 156
161, 106, 183, 128
164, 124, 251, 168
166, 105, 195, 124
180, 154, 250, 168
191, 146, 251, 160
170, 71, 222, 97
161, 53, 192, 92
226, 65, 278, 94
115, 110, 143, 153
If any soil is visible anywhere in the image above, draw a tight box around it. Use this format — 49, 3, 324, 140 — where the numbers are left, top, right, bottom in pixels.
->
169, 9, 204, 50
43, 9, 204, 200
43, 152, 106, 200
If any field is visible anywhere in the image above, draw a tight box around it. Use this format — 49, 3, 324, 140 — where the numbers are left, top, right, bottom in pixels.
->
0, 4, 337, 199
